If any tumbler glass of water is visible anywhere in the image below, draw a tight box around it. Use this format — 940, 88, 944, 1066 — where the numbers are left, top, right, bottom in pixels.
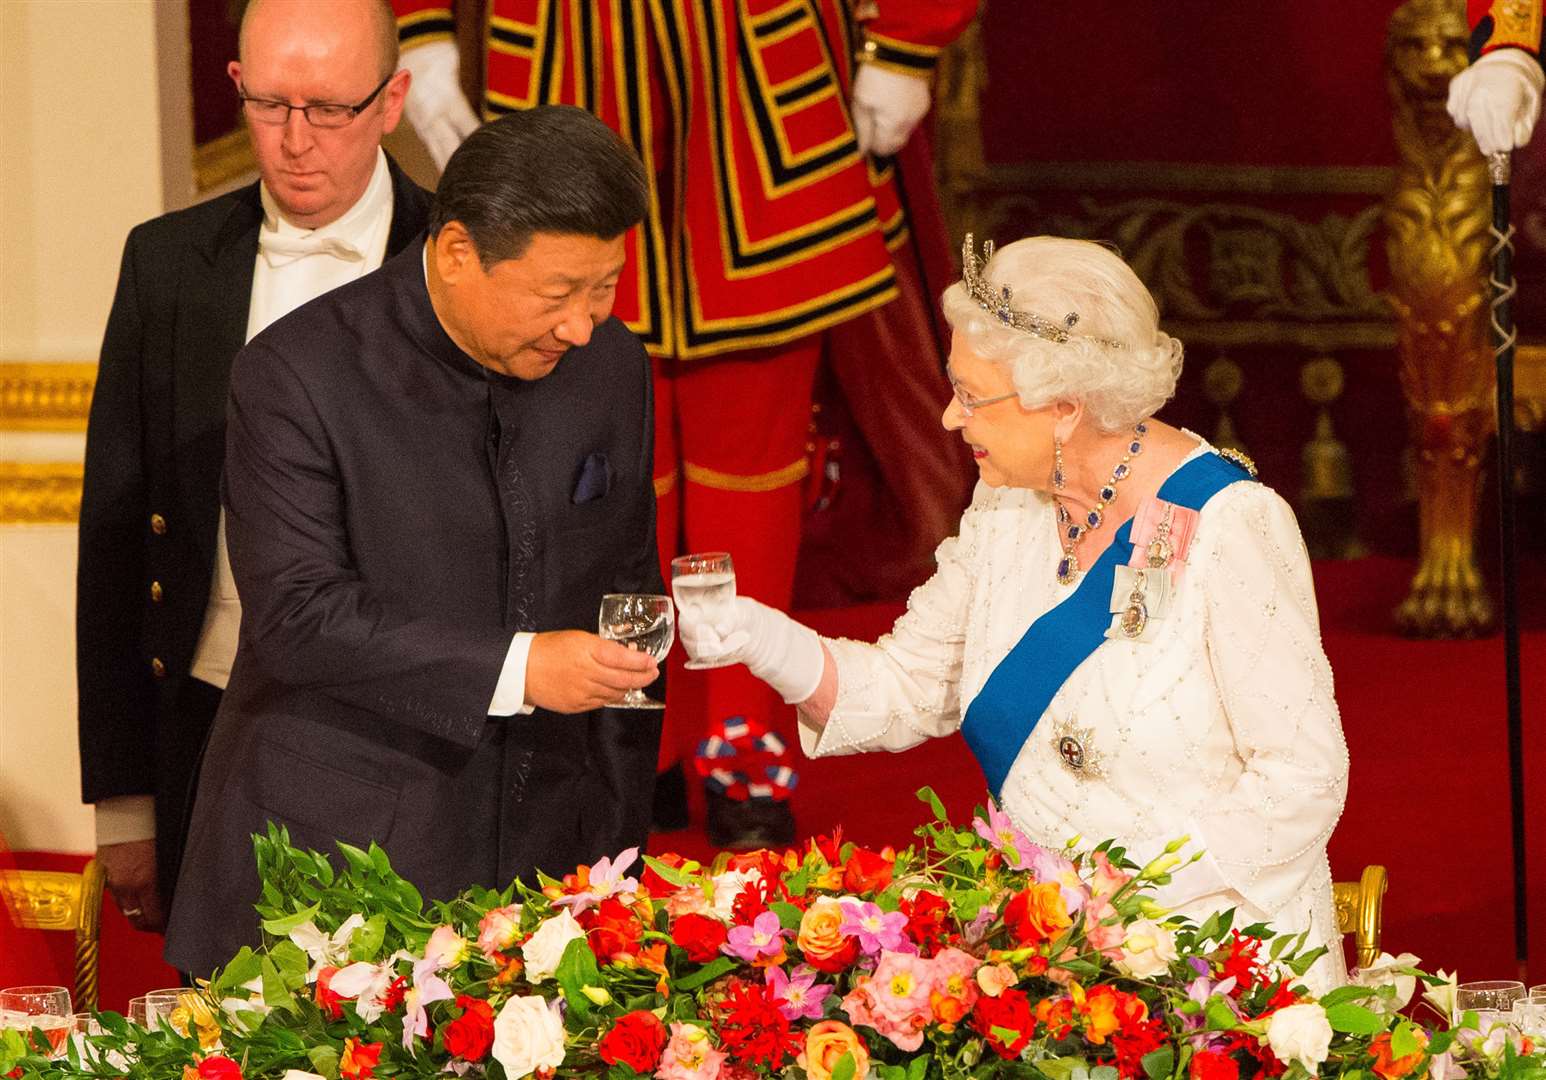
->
0, 985, 72, 1056
670, 552, 736, 670
599, 593, 673, 709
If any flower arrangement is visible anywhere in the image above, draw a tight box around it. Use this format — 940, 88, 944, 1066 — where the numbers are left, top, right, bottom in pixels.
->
3, 789, 1540, 1080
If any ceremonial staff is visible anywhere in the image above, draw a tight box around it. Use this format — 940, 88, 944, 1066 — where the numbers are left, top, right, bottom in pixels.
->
1486, 149, 1529, 978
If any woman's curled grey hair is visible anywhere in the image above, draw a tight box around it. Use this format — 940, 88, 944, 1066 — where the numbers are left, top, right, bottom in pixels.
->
941, 236, 1183, 433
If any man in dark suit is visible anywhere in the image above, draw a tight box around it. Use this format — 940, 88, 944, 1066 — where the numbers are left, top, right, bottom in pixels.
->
165, 105, 663, 976
77, 0, 430, 935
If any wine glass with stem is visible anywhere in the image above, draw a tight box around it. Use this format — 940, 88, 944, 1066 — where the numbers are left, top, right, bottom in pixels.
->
598, 593, 673, 709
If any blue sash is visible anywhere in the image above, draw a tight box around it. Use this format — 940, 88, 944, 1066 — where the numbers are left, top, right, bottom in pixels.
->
960, 452, 1255, 797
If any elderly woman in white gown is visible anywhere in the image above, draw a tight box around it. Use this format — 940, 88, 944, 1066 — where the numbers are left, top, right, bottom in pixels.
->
677, 235, 1350, 992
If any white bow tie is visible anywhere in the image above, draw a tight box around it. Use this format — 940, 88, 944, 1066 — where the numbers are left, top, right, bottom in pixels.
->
258, 229, 365, 267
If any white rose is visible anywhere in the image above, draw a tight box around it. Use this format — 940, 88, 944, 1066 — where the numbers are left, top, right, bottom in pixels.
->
281, 1072, 327, 1080
1266, 1003, 1333, 1072
1115, 917, 1177, 979
1351, 951, 1422, 1014
493, 995, 567, 1078
521, 908, 588, 983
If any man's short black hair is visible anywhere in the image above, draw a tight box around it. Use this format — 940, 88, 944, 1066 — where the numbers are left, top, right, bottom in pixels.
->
429, 105, 648, 267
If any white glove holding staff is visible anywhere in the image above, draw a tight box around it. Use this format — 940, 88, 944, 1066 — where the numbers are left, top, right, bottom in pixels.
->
399, 40, 481, 171
678, 595, 826, 705
1448, 48, 1545, 156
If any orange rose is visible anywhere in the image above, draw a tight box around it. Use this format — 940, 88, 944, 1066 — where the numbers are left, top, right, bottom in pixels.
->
798, 897, 859, 972
1003, 883, 1072, 947
800, 1020, 870, 1080
1371, 1031, 1428, 1080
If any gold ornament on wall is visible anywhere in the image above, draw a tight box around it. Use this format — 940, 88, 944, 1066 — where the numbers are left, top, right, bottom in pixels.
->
1299, 356, 1365, 559
1202, 356, 1249, 457
1384, 0, 1495, 636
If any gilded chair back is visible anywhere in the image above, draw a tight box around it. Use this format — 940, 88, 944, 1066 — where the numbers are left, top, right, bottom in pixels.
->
0, 859, 106, 1012
1334, 864, 1388, 970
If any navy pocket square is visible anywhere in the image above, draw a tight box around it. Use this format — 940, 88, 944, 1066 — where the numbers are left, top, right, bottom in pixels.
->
572, 451, 613, 504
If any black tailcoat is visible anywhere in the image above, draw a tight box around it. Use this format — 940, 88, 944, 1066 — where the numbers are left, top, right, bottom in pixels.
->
76, 159, 431, 904
164, 241, 663, 976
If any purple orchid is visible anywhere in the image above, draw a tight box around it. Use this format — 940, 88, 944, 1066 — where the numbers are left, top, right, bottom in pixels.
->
1179, 973, 1239, 1044
765, 964, 833, 1021
973, 802, 1040, 871
722, 910, 788, 964
550, 847, 640, 916
839, 900, 910, 955
402, 958, 454, 1049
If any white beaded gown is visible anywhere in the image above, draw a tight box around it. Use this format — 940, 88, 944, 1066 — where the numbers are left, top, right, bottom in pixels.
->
800, 442, 1350, 992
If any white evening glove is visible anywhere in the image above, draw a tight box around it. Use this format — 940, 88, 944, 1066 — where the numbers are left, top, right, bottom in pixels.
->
1447, 48, 1545, 156
399, 40, 481, 171
850, 63, 932, 157
678, 596, 825, 704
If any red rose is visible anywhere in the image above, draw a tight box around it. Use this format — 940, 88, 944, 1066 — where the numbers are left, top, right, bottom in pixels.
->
672, 912, 730, 962
842, 847, 894, 893
972, 988, 1035, 1059
599, 1010, 669, 1073
587, 897, 644, 962
901, 890, 953, 954
442, 995, 496, 1062
195, 1058, 244, 1080
315, 965, 347, 1020
640, 853, 688, 898
1190, 1050, 1240, 1080
1002, 883, 1072, 947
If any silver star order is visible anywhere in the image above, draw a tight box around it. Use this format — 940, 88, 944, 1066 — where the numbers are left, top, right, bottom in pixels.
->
1051, 714, 1106, 780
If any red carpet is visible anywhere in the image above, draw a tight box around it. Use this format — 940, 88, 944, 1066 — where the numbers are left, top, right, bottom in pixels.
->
6, 557, 1540, 1006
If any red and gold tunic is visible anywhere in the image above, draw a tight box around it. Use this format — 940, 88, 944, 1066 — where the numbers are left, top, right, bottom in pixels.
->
1468, 0, 1543, 58
393, 0, 976, 360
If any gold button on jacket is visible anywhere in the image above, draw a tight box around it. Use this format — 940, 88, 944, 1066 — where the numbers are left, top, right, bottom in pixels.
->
150, 513, 167, 535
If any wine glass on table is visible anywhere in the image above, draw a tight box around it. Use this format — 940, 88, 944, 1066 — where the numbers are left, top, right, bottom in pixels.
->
598, 593, 673, 709
1455, 980, 1525, 1025
0, 985, 72, 1057
670, 552, 737, 669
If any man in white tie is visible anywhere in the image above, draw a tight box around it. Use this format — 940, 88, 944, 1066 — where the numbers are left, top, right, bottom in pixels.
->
77, 0, 432, 936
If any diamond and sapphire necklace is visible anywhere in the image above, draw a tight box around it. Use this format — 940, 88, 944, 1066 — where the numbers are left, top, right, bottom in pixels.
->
1053, 421, 1148, 586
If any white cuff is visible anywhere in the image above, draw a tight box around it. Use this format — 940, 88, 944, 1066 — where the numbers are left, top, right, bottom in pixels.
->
94, 795, 156, 846
488, 632, 537, 716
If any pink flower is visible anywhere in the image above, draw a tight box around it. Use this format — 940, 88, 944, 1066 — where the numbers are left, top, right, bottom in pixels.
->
1083, 895, 1126, 959
976, 962, 1017, 997
423, 925, 470, 969
477, 904, 523, 959
665, 885, 715, 920
723, 910, 787, 964
839, 901, 910, 956
656, 1021, 726, 1080
553, 848, 640, 916
840, 950, 934, 1051
765, 965, 833, 1021
973, 802, 1038, 871
1088, 851, 1134, 898
1028, 847, 1088, 915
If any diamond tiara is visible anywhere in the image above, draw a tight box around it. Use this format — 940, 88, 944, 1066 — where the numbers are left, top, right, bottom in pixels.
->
960, 233, 1128, 350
